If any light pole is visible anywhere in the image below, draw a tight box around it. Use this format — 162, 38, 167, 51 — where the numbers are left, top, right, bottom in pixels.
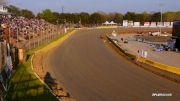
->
159, 2, 163, 36
61, 5, 64, 14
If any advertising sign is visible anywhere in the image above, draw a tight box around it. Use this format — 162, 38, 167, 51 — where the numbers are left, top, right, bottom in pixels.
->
144, 22, 150, 27
123, 20, 128, 27
134, 22, 140, 27
150, 22, 156, 27
128, 21, 133, 27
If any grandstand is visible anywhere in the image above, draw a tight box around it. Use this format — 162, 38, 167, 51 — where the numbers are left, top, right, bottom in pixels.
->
0, 5, 64, 100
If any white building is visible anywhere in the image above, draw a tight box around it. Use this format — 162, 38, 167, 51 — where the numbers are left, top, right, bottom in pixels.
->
0, 5, 8, 13
123, 20, 128, 27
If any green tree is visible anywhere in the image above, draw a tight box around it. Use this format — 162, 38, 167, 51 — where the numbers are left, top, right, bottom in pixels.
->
53, 12, 60, 24
163, 12, 175, 21
79, 12, 90, 25
124, 12, 136, 21
175, 12, 180, 20
39, 9, 56, 23
69, 13, 80, 24
89, 12, 105, 24
107, 13, 123, 23
7, 5, 21, 16
135, 12, 150, 24
150, 12, 161, 22
21, 9, 35, 19
59, 13, 68, 24
113, 13, 123, 23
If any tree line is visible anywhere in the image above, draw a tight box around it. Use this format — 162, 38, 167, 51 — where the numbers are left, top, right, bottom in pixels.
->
7, 5, 180, 25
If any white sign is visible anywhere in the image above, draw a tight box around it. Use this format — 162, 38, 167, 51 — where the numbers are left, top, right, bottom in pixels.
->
170, 22, 173, 27
141, 50, 148, 58
144, 51, 148, 58
134, 22, 140, 27
64, 28, 67, 33
157, 22, 163, 27
112, 30, 117, 37
144, 22, 150, 27
123, 20, 128, 27
128, 21, 133, 27
164, 22, 170, 27
150, 22, 156, 27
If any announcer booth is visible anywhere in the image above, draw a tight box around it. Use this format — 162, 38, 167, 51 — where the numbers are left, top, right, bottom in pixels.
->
172, 20, 180, 50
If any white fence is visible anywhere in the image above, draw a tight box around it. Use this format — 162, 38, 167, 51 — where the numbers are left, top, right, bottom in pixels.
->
123, 20, 173, 28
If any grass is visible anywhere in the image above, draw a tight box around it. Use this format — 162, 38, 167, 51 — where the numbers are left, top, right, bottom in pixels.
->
5, 30, 75, 101
5, 55, 57, 101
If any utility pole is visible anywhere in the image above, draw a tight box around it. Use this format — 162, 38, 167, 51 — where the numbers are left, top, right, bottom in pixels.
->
159, 2, 163, 36
61, 6, 64, 13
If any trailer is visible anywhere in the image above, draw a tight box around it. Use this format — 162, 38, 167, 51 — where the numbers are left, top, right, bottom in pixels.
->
172, 20, 180, 50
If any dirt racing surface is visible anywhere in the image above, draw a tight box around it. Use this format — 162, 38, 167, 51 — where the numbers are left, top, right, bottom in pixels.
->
45, 29, 180, 101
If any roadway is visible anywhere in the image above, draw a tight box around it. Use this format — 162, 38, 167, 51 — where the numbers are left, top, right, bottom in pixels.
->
47, 29, 180, 101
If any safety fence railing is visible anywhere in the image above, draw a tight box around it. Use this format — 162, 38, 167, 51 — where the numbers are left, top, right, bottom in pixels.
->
14, 26, 66, 51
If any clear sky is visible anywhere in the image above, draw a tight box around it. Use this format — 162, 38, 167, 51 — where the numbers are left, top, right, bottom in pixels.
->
9, 0, 180, 14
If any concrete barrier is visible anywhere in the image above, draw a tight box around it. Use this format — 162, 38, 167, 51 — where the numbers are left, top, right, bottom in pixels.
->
107, 35, 180, 75
106, 35, 136, 60
138, 58, 180, 75
96, 26, 118, 29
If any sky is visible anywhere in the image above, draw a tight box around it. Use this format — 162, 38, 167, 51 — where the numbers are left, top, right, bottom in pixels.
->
8, 0, 180, 14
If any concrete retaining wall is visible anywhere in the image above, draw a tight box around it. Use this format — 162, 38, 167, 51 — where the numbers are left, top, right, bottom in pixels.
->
138, 58, 180, 75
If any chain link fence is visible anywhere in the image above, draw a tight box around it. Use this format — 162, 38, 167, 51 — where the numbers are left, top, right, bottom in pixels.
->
15, 26, 65, 50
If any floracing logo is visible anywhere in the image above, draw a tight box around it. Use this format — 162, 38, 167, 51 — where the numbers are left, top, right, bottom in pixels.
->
152, 93, 172, 97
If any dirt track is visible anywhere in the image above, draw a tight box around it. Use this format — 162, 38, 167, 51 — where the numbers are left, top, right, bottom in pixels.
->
44, 29, 180, 101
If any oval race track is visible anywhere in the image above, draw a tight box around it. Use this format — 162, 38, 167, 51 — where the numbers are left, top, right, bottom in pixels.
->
47, 29, 180, 101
